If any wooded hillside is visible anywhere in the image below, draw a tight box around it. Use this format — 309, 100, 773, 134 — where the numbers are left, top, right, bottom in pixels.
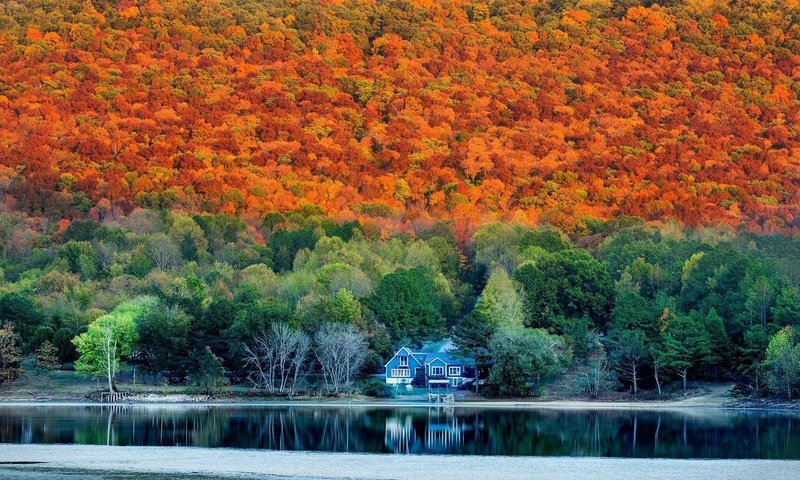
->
0, 0, 798, 235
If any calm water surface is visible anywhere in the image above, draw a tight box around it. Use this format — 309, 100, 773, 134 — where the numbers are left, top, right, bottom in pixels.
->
0, 405, 798, 459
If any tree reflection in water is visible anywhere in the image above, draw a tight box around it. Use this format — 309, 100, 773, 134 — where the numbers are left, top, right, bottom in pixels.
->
0, 406, 799, 459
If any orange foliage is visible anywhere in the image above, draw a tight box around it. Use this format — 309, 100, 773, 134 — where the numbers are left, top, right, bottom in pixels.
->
0, 0, 797, 234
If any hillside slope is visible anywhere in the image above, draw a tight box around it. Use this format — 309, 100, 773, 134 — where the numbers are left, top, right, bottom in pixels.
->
0, 0, 798, 234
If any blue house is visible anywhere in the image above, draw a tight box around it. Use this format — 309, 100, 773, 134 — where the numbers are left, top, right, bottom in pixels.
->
384, 341, 475, 388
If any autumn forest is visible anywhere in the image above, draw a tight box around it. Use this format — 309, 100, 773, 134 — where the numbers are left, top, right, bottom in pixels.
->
0, 0, 798, 236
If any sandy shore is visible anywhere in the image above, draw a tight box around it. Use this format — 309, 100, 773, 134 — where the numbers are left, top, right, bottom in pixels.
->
0, 444, 798, 480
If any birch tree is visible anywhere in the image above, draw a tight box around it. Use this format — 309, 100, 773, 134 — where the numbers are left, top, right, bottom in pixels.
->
73, 297, 155, 393
315, 323, 367, 394
148, 233, 181, 271
607, 328, 648, 395
244, 323, 310, 395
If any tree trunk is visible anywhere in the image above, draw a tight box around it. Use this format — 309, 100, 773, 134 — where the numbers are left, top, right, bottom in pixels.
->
653, 364, 661, 396
681, 369, 687, 391
631, 363, 638, 396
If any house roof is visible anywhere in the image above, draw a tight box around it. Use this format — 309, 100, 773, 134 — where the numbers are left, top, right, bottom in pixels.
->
383, 346, 423, 368
421, 352, 467, 366
385, 339, 474, 369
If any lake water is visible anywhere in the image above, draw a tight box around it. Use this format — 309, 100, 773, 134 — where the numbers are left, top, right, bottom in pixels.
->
0, 405, 798, 459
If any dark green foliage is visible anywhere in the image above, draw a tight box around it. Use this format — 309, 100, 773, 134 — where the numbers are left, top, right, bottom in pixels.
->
368, 266, 445, 345
661, 313, 714, 390
58, 241, 99, 279
269, 228, 318, 272
188, 346, 227, 394
0, 293, 41, 343
61, 220, 103, 242
179, 233, 199, 261
519, 228, 570, 253
194, 298, 237, 359
486, 327, 569, 398
772, 286, 800, 328
127, 250, 154, 277
322, 219, 362, 241
32, 325, 55, 349
609, 290, 659, 337
361, 378, 395, 398
605, 328, 649, 395
514, 249, 614, 330
52, 327, 78, 364
426, 236, 461, 279
452, 306, 498, 356
137, 304, 192, 375
679, 249, 752, 333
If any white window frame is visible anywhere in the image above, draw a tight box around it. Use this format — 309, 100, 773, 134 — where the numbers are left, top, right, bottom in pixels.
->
399, 355, 408, 367
431, 366, 445, 376
448, 366, 461, 377
391, 368, 410, 378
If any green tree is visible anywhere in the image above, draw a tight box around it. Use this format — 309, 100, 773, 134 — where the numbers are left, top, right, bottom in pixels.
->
701, 308, 730, 379
368, 266, 445, 345
73, 297, 156, 392
480, 269, 524, 327
58, 241, 99, 279
486, 327, 570, 397
137, 304, 191, 375
514, 249, 614, 330
189, 346, 227, 395
738, 324, 770, 392
269, 227, 318, 272
0, 293, 41, 344
518, 228, 570, 253
764, 327, 800, 399
472, 222, 528, 273
452, 297, 499, 392
772, 285, 800, 327
331, 289, 362, 324
661, 313, 713, 391
606, 328, 649, 395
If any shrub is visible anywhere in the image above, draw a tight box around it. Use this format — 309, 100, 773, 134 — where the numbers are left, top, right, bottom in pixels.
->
361, 378, 394, 398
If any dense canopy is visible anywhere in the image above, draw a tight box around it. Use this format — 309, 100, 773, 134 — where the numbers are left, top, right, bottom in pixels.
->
0, 0, 798, 236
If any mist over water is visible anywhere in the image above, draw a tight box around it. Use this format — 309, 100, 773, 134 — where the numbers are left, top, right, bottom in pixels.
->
1, 406, 799, 459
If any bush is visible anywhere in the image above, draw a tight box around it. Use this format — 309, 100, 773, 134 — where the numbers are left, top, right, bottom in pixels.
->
361, 378, 394, 398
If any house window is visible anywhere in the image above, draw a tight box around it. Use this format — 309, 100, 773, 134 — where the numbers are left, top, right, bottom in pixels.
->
391, 369, 410, 377
399, 355, 408, 367
431, 366, 445, 376
448, 366, 461, 377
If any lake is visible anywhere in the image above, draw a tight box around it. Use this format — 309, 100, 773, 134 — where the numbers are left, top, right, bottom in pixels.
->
0, 405, 798, 459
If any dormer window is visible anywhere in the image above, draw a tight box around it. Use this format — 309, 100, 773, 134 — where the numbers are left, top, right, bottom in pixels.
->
399, 355, 408, 367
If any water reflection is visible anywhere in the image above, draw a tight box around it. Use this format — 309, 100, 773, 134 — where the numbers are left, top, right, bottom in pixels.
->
0, 405, 798, 459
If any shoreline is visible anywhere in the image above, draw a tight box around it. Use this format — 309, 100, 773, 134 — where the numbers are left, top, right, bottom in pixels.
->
0, 398, 798, 412
0, 445, 798, 480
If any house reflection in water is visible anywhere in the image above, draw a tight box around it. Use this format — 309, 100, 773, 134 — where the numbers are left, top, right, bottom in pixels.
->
384, 408, 471, 454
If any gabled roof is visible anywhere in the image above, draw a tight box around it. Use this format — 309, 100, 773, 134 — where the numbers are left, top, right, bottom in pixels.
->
424, 352, 465, 366
383, 346, 422, 368
386, 339, 474, 369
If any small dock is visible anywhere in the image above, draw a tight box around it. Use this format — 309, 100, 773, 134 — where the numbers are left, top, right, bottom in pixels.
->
428, 393, 455, 404
427, 379, 455, 404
